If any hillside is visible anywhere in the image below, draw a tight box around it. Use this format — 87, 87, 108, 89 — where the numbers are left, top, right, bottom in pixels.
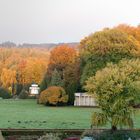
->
0, 41, 79, 48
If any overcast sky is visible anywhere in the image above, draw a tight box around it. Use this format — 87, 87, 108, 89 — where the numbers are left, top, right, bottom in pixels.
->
0, 0, 140, 44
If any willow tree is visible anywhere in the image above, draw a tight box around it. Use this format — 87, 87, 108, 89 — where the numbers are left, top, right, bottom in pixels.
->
85, 59, 140, 131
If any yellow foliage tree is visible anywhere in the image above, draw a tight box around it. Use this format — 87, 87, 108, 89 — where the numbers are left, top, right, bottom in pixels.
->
0, 47, 50, 94
39, 86, 68, 105
25, 58, 47, 84
1, 68, 17, 93
115, 24, 140, 44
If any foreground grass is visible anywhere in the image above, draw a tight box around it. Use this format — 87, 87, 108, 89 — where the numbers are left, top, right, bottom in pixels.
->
0, 99, 140, 129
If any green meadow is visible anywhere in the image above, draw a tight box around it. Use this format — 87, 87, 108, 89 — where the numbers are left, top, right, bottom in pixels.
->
0, 99, 140, 129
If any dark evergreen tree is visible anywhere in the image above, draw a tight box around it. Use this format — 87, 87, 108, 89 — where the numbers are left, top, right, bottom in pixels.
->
40, 76, 48, 93
50, 69, 64, 87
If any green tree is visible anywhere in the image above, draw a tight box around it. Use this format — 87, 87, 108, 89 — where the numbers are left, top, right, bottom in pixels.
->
39, 76, 48, 93
0, 87, 11, 99
85, 59, 140, 131
50, 69, 64, 87
80, 29, 140, 85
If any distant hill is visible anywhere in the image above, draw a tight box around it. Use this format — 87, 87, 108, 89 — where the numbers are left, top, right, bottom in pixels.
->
0, 42, 79, 49
0, 41, 17, 47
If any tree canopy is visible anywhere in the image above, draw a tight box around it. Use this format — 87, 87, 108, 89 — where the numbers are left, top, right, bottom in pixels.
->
115, 24, 140, 44
79, 29, 140, 85
0, 47, 49, 95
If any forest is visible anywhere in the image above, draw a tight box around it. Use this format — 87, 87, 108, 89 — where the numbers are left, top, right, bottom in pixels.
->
0, 47, 49, 96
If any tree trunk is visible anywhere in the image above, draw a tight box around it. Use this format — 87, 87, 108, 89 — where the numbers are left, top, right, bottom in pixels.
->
111, 125, 117, 132
36, 94, 39, 104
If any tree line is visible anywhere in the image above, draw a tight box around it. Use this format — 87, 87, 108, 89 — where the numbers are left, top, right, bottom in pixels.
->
1, 24, 140, 115
0, 47, 49, 96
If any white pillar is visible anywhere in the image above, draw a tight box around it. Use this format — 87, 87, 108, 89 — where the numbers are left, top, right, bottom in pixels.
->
74, 96, 76, 106
79, 95, 80, 106
90, 96, 92, 106
88, 96, 90, 106
84, 96, 86, 106
92, 97, 94, 106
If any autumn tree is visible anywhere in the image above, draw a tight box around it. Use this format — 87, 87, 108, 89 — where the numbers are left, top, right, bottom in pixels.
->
0, 48, 12, 64
39, 86, 68, 106
17, 59, 27, 85
0, 47, 50, 94
80, 29, 140, 86
46, 45, 77, 79
17, 57, 48, 91
41, 45, 79, 105
1, 68, 17, 94
24, 58, 47, 84
115, 24, 140, 43
63, 58, 81, 105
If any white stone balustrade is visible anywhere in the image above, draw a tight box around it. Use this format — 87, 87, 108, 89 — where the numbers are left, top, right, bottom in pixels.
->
74, 93, 97, 106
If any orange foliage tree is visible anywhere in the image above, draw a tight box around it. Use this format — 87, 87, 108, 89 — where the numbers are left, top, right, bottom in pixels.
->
44, 45, 77, 87
115, 24, 140, 44
1, 68, 17, 94
0, 47, 50, 95
46, 45, 77, 80
40, 45, 80, 105
18, 58, 47, 85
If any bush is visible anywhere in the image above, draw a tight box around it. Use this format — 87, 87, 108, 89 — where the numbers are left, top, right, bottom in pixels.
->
0, 87, 11, 99
38, 133, 64, 140
39, 86, 68, 106
81, 130, 140, 140
18, 89, 29, 99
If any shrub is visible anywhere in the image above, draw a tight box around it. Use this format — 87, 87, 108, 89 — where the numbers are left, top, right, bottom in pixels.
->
18, 89, 29, 99
38, 133, 64, 140
0, 87, 11, 99
81, 130, 140, 140
39, 86, 68, 106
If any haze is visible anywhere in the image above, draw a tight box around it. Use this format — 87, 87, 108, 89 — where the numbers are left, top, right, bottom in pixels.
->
0, 0, 140, 44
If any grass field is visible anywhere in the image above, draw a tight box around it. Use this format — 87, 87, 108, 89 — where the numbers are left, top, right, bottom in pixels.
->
0, 99, 140, 129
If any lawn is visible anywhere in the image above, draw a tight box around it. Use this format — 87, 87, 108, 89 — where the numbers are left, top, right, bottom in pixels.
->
0, 99, 140, 129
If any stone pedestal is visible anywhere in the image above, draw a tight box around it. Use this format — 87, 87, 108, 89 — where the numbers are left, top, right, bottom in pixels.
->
0, 131, 4, 140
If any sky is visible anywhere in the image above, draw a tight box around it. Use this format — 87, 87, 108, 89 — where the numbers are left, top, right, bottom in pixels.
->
0, 0, 140, 44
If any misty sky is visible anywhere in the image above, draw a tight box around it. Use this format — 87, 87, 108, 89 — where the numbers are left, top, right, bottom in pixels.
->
0, 0, 140, 44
